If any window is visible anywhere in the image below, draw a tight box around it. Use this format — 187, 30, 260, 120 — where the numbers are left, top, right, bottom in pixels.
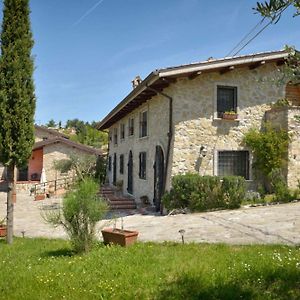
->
113, 128, 118, 145
120, 154, 124, 174
109, 131, 112, 142
128, 118, 134, 136
120, 124, 125, 140
108, 156, 112, 171
217, 86, 237, 118
42, 136, 48, 141
218, 151, 249, 179
139, 152, 147, 179
139, 111, 148, 138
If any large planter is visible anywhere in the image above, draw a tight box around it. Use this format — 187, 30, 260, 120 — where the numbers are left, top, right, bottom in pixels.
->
101, 228, 139, 247
0, 225, 7, 237
222, 113, 238, 120
35, 194, 45, 201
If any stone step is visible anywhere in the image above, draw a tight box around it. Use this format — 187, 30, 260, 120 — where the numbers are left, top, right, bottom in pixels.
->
109, 204, 137, 210
108, 200, 136, 206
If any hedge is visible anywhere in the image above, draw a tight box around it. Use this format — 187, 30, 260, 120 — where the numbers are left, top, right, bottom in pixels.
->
162, 174, 246, 212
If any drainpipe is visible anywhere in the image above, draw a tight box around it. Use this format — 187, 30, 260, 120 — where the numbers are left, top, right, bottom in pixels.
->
146, 84, 173, 213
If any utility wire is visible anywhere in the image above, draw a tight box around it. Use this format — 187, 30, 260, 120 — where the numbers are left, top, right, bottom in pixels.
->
226, 2, 293, 57
226, 17, 266, 57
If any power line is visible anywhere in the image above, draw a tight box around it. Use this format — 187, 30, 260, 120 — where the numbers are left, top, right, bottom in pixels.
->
226, 2, 293, 57
225, 17, 266, 57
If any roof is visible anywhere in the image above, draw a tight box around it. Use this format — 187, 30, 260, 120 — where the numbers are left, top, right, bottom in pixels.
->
33, 137, 103, 156
98, 49, 292, 130
35, 125, 69, 139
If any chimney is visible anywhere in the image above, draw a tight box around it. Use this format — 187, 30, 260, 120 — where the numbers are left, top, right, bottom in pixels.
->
132, 76, 142, 89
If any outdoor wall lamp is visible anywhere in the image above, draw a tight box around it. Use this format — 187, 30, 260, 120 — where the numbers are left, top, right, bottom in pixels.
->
179, 229, 185, 244
200, 145, 208, 158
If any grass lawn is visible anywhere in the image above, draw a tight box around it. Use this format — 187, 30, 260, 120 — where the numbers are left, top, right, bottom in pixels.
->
0, 238, 299, 299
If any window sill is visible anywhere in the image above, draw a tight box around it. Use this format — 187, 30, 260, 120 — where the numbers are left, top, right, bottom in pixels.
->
213, 117, 240, 122
139, 135, 149, 140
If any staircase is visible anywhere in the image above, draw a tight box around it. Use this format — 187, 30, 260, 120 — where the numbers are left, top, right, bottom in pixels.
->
100, 186, 137, 210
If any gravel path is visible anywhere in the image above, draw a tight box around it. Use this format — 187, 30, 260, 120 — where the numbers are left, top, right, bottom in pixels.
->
1, 192, 300, 245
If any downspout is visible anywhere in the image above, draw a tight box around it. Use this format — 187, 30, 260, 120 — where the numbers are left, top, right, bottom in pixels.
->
146, 84, 173, 213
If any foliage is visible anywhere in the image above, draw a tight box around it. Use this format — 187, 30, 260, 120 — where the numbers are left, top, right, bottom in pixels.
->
0, 0, 36, 168
243, 123, 290, 183
70, 124, 108, 149
162, 174, 246, 212
255, 0, 300, 20
0, 0, 36, 244
0, 239, 300, 299
53, 153, 98, 181
44, 178, 107, 253
46, 119, 56, 128
95, 155, 107, 184
271, 98, 291, 108
46, 118, 108, 149
269, 169, 294, 202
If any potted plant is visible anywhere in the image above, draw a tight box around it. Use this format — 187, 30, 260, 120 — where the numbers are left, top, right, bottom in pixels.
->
101, 217, 139, 247
222, 111, 238, 120
0, 218, 7, 237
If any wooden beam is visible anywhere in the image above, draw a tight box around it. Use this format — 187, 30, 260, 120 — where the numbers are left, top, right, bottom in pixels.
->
276, 60, 285, 66
220, 66, 234, 75
189, 71, 202, 80
248, 60, 266, 70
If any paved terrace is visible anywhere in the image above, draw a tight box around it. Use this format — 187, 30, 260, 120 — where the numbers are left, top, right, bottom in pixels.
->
0, 192, 300, 245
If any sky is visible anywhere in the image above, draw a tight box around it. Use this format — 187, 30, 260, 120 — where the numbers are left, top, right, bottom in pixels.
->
1, 0, 300, 125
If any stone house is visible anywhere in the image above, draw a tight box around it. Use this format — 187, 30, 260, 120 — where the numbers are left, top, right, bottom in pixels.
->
0, 125, 102, 184
98, 49, 300, 211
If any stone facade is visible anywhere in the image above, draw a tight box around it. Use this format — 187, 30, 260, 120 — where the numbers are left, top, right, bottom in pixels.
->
42, 143, 96, 182
108, 95, 170, 202
107, 62, 291, 203
171, 63, 285, 183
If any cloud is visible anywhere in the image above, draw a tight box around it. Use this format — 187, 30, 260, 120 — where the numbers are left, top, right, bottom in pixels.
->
72, 0, 105, 26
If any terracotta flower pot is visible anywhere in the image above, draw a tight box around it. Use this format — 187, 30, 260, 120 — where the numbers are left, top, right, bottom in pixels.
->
101, 228, 139, 247
34, 194, 45, 201
0, 225, 7, 237
222, 113, 238, 120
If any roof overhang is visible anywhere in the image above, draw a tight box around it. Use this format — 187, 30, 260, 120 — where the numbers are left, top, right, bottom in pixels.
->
98, 50, 290, 130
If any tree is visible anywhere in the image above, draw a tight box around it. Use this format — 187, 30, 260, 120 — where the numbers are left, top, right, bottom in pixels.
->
0, 0, 36, 244
255, 1, 300, 20
46, 119, 56, 128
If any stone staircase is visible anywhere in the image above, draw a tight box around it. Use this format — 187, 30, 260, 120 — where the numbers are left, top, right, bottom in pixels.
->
100, 186, 137, 210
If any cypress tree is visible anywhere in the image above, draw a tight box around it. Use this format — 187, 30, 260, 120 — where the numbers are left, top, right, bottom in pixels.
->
0, 0, 36, 244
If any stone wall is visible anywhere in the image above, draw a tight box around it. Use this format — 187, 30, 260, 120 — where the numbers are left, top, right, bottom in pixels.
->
171, 63, 286, 187
43, 143, 97, 182
267, 107, 300, 188
107, 63, 287, 202
107, 93, 170, 203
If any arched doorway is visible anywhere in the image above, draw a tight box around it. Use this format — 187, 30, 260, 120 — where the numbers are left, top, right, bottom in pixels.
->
127, 151, 133, 194
113, 153, 117, 186
153, 146, 164, 212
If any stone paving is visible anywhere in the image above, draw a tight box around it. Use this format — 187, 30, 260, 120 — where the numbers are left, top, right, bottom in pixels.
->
1, 191, 300, 245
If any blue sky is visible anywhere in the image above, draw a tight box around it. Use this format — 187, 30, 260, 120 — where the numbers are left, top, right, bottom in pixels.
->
1, 0, 300, 125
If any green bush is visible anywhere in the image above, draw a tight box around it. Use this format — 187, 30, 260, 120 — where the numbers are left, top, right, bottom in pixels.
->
269, 169, 294, 203
163, 174, 246, 212
44, 178, 108, 253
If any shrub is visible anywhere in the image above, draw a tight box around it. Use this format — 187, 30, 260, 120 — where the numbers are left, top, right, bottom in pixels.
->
163, 174, 246, 212
44, 178, 108, 253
